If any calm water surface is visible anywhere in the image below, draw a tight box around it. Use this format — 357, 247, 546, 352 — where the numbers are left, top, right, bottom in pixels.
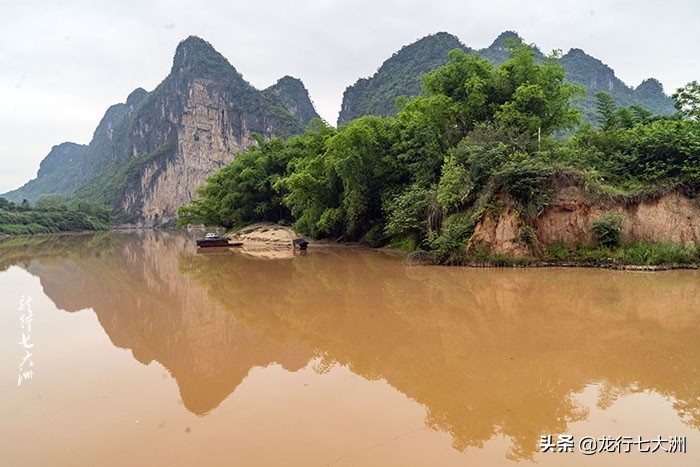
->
1, 231, 699, 466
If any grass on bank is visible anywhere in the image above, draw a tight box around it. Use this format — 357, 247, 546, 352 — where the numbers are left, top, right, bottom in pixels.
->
542, 241, 699, 266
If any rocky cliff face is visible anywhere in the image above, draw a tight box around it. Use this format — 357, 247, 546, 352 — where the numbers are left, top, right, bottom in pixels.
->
83, 87, 149, 177
6, 36, 319, 224
107, 36, 320, 224
468, 183, 700, 257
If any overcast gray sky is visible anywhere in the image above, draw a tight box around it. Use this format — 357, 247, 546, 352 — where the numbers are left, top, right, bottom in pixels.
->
1, 0, 699, 194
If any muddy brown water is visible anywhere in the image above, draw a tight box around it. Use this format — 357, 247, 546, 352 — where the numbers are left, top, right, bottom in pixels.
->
1, 231, 699, 466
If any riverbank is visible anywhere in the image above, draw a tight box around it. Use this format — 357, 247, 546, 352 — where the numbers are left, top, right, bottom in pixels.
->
220, 222, 700, 270
400, 239, 700, 269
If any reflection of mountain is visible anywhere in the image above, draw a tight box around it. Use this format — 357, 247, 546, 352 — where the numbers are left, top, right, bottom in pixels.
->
181, 249, 700, 458
2, 232, 699, 460
4, 232, 312, 415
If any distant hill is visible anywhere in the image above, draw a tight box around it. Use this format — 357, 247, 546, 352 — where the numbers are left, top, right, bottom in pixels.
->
3, 37, 320, 224
3, 142, 87, 203
559, 48, 675, 121
338, 31, 676, 125
337, 32, 472, 125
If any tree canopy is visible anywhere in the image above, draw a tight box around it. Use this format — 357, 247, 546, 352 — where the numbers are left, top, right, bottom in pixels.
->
673, 80, 700, 120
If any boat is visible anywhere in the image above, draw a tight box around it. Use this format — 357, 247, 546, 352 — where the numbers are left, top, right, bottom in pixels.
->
292, 238, 309, 250
196, 233, 242, 248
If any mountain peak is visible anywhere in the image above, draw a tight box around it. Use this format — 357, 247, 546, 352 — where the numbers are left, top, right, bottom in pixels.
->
171, 36, 239, 81
266, 76, 319, 127
419, 31, 464, 45
479, 31, 539, 65
564, 48, 598, 61
126, 88, 148, 107
274, 75, 305, 87
489, 30, 522, 48
636, 78, 664, 93
175, 35, 215, 56
337, 32, 468, 125
409, 32, 469, 53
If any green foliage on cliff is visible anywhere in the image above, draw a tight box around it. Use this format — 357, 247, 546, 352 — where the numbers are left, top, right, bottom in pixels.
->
337, 32, 469, 125
591, 212, 624, 248
338, 31, 676, 126
75, 141, 177, 221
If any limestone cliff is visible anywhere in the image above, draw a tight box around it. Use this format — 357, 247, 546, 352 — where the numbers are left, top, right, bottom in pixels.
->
468, 181, 700, 258
7, 36, 319, 224
99, 36, 319, 225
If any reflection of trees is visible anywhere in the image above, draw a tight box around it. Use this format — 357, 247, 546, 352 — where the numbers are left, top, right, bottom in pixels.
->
181, 250, 700, 459
5, 232, 699, 460
0, 232, 114, 272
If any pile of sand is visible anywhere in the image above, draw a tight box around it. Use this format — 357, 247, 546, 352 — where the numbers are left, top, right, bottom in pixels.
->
228, 222, 299, 246
225, 223, 304, 259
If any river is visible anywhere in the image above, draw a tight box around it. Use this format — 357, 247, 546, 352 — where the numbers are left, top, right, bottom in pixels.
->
1, 231, 698, 466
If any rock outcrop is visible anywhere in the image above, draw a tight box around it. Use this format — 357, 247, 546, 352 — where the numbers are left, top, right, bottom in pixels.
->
468, 183, 700, 257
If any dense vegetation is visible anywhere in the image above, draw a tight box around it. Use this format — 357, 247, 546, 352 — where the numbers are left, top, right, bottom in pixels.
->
0, 195, 110, 235
178, 40, 699, 264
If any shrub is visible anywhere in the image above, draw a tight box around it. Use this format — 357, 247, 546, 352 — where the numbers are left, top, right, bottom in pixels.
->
591, 212, 624, 248
519, 226, 536, 246
429, 213, 474, 263
543, 243, 572, 261
495, 158, 554, 218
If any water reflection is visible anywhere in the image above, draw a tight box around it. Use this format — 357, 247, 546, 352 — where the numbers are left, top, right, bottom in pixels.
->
2, 231, 699, 461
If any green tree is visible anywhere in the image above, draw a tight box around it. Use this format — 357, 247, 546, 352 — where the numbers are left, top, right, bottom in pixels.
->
595, 92, 618, 130
672, 81, 700, 120
422, 41, 582, 144
0, 197, 14, 210
494, 44, 583, 137
35, 194, 68, 210
384, 184, 441, 243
